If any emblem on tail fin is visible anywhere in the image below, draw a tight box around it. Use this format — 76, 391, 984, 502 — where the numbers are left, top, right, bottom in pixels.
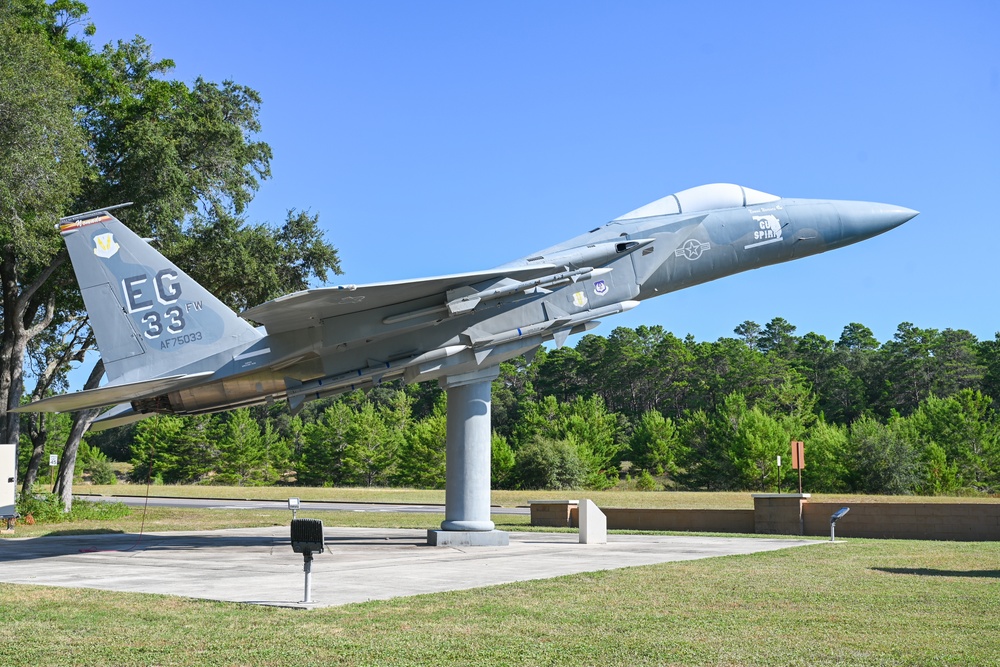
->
93, 233, 120, 258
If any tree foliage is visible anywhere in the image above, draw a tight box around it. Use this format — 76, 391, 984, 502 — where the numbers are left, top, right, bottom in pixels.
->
2, 1, 341, 508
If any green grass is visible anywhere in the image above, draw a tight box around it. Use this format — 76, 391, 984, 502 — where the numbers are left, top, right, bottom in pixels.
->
1, 536, 997, 666
77, 483, 1000, 509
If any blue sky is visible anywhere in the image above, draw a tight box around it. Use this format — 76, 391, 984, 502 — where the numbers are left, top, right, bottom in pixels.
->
80, 1, 999, 346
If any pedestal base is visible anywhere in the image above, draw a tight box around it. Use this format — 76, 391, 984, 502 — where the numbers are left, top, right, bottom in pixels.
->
427, 529, 510, 547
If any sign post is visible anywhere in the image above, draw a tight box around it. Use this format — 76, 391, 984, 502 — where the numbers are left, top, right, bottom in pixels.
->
790, 441, 805, 493
49, 454, 58, 488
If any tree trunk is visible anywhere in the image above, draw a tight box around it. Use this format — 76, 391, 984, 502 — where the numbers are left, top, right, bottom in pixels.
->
21, 412, 47, 495
1, 249, 23, 447
0, 249, 63, 449
53, 360, 104, 511
20, 321, 92, 495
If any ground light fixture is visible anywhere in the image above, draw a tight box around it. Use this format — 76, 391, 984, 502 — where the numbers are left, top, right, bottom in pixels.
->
290, 518, 325, 603
830, 507, 850, 542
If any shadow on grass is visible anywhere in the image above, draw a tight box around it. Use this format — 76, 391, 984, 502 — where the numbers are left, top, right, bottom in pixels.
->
873, 567, 1000, 578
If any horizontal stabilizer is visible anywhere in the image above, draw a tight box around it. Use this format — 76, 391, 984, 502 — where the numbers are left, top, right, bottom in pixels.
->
12, 371, 214, 414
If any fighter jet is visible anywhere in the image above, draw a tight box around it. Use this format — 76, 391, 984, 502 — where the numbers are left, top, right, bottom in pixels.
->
17, 183, 916, 429
14, 182, 915, 542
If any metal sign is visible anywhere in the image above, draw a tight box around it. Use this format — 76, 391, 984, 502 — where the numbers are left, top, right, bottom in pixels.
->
49, 454, 58, 467
790, 441, 804, 469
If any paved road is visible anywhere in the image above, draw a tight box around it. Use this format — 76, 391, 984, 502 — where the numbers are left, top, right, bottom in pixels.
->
77, 494, 530, 515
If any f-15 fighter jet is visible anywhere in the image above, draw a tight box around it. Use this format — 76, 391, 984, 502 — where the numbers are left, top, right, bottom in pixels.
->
15, 183, 915, 542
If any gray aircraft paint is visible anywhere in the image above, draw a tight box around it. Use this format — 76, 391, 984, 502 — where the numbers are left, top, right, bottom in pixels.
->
15, 183, 917, 430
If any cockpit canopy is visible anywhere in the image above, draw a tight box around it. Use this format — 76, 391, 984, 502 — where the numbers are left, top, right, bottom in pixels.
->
614, 183, 780, 221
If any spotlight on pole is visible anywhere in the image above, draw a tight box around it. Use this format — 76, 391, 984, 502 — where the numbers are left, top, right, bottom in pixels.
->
830, 507, 850, 542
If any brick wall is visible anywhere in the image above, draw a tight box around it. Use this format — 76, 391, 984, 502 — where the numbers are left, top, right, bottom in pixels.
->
529, 498, 1000, 541
803, 502, 1000, 541
599, 508, 755, 533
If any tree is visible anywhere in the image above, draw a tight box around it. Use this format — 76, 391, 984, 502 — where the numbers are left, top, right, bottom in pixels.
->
394, 398, 447, 489
759, 317, 798, 358
906, 390, 999, 493
726, 403, 788, 491
800, 420, 849, 493
491, 357, 537, 441
733, 320, 762, 351
629, 410, 680, 476
534, 346, 583, 404
930, 329, 985, 398
0, 4, 342, 508
491, 432, 515, 489
0, 2, 87, 453
647, 331, 697, 418
979, 333, 1000, 407
130, 414, 214, 484
213, 408, 287, 486
675, 408, 732, 491
18, 317, 91, 493
297, 402, 353, 486
513, 436, 587, 490
341, 399, 404, 486
515, 395, 626, 489
845, 415, 920, 495
875, 323, 937, 416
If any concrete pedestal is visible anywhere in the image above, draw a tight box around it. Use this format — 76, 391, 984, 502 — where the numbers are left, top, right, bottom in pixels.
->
427, 529, 510, 547
434, 367, 503, 544
579, 499, 607, 544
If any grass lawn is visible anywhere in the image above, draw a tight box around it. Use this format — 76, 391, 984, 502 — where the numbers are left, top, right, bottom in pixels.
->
0, 529, 997, 666
76, 483, 1000, 509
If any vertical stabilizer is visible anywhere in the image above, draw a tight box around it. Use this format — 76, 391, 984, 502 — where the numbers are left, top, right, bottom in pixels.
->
59, 208, 262, 383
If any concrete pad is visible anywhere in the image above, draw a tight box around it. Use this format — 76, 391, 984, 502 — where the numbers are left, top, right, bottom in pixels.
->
0, 527, 818, 608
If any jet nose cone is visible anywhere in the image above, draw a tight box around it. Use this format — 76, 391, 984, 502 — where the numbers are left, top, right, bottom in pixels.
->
874, 204, 919, 230
837, 201, 918, 240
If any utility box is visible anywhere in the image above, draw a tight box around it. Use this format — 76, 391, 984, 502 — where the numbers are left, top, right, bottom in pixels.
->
1, 443, 16, 520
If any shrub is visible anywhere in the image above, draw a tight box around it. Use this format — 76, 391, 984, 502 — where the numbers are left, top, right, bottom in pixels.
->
16, 493, 130, 524
635, 469, 660, 491
85, 459, 117, 485
514, 436, 587, 490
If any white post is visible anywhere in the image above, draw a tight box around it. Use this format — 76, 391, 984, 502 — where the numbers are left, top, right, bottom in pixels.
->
303, 554, 313, 603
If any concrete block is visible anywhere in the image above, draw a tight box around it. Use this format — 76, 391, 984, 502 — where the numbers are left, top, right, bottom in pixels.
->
579, 499, 607, 545
528, 500, 578, 527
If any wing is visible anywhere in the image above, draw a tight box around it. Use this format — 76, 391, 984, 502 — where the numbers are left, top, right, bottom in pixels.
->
11, 372, 214, 414
241, 265, 558, 335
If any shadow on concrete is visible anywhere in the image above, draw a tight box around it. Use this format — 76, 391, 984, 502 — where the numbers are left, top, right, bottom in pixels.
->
873, 567, 1000, 579
0, 529, 429, 563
